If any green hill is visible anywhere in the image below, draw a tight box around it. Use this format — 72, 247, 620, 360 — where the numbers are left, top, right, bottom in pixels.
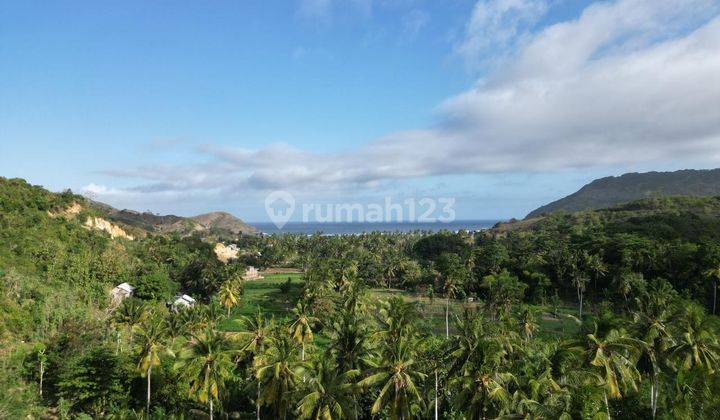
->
88, 201, 258, 238
500, 195, 720, 242
0, 177, 244, 416
0, 176, 235, 345
527, 168, 720, 218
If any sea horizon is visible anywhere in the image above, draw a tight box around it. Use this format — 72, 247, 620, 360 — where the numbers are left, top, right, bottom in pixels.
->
249, 219, 503, 235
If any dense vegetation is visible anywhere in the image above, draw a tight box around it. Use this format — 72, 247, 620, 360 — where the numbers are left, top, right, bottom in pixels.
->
2, 177, 720, 419
527, 168, 720, 218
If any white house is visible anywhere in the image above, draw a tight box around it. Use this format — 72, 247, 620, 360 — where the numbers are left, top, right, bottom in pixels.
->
242, 266, 263, 281
171, 294, 196, 311
110, 282, 135, 304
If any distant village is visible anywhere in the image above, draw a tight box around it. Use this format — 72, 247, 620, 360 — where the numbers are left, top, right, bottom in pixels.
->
110, 242, 262, 310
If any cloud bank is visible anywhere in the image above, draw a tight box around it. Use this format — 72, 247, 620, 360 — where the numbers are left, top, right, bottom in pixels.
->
90, 0, 720, 201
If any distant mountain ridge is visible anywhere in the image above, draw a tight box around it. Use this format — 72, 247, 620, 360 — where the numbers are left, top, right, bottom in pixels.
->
87, 200, 258, 237
527, 169, 720, 218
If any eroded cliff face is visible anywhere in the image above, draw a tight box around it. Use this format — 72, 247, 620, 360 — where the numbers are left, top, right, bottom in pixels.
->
84, 217, 134, 240
48, 202, 83, 218
48, 202, 136, 240
214, 242, 238, 263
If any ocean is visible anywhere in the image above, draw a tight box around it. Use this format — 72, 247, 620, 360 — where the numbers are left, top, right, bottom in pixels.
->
250, 220, 502, 235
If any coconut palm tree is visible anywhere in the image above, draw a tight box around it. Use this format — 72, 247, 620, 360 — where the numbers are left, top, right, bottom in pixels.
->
518, 307, 539, 341
451, 370, 516, 420
585, 327, 642, 419
669, 303, 720, 374
358, 337, 426, 419
704, 265, 720, 315
112, 298, 147, 353
373, 297, 420, 353
583, 251, 608, 291
235, 311, 273, 420
256, 333, 305, 420
328, 306, 371, 373
360, 296, 426, 419
445, 310, 514, 419
296, 356, 359, 420
572, 273, 589, 321
133, 315, 174, 417
381, 253, 403, 289
289, 302, 319, 361
443, 280, 459, 339
526, 367, 572, 419
164, 311, 188, 347
633, 280, 677, 418
175, 327, 236, 420
218, 279, 242, 318
418, 339, 446, 420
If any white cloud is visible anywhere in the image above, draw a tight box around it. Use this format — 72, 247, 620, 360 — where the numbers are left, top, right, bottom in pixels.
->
456, 0, 550, 69
100, 0, 720, 201
82, 183, 120, 196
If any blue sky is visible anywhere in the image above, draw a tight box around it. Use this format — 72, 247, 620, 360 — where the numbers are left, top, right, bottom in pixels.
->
2, 0, 719, 222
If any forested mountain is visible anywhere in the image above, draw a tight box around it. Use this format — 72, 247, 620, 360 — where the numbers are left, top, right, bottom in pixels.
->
3, 177, 720, 419
503, 195, 720, 240
527, 168, 720, 218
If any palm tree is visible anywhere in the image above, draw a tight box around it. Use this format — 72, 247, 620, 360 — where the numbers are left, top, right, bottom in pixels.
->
289, 302, 318, 361
236, 312, 273, 420
633, 280, 676, 418
360, 297, 425, 419
133, 315, 174, 416
218, 279, 242, 318
518, 307, 538, 341
256, 333, 305, 420
446, 309, 487, 376
328, 306, 371, 372
112, 298, 146, 354
704, 265, 720, 315
572, 273, 589, 321
669, 303, 720, 374
175, 327, 236, 420
195, 301, 226, 329
451, 371, 516, 420
586, 327, 642, 419
419, 339, 446, 420
526, 367, 572, 419
443, 280, 459, 339
165, 311, 188, 347
382, 253, 401, 289
296, 356, 359, 420
374, 297, 420, 349
358, 337, 426, 419
445, 310, 515, 419
584, 251, 608, 291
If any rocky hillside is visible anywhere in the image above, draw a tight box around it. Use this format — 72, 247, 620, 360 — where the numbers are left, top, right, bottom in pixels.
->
527, 169, 720, 218
90, 203, 258, 238
190, 212, 256, 235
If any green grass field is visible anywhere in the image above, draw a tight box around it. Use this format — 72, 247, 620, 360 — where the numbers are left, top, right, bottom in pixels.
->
224, 271, 581, 339
239, 272, 304, 317
222, 272, 304, 332
368, 288, 581, 337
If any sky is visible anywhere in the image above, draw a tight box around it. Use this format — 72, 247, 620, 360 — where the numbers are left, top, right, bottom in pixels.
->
1, 0, 719, 222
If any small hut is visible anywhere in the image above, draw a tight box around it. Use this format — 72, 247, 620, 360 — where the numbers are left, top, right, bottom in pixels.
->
242, 266, 263, 281
171, 294, 196, 311
110, 282, 135, 304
